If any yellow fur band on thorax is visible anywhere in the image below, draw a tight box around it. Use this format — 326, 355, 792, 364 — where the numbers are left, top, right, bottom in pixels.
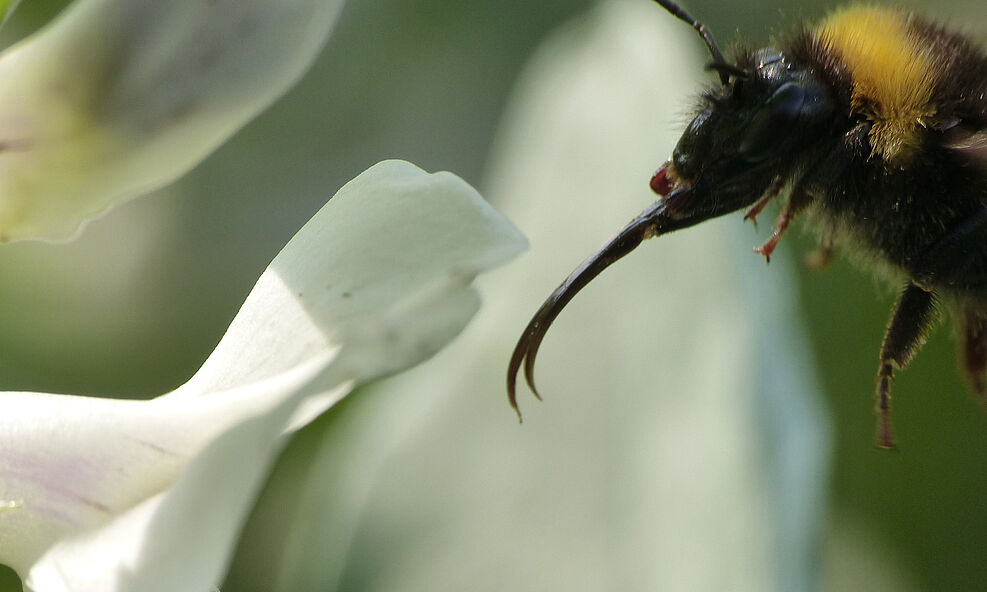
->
817, 6, 938, 165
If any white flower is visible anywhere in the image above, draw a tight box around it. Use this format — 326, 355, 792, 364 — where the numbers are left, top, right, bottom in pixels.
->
0, 160, 526, 592
0, 0, 344, 242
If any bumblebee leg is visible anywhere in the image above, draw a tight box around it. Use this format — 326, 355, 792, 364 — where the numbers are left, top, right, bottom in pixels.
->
754, 184, 814, 263
959, 307, 987, 402
743, 194, 773, 228
743, 178, 784, 228
804, 239, 835, 270
875, 283, 938, 448
754, 208, 791, 263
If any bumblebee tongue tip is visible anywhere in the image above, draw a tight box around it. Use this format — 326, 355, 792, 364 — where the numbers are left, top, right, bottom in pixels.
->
507, 377, 540, 424
506, 198, 670, 420
507, 378, 521, 420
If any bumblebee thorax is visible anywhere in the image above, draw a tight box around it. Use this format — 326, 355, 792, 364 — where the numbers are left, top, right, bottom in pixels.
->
816, 6, 939, 165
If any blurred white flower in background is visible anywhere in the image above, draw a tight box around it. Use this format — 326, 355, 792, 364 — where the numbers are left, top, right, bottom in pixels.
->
0, 160, 525, 591
228, 1, 831, 591
0, 0, 344, 242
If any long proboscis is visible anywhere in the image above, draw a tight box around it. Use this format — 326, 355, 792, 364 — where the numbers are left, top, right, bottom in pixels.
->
507, 198, 672, 420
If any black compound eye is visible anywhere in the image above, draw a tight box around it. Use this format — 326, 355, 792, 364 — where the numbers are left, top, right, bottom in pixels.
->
738, 81, 806, 162
671, 111, 711, 180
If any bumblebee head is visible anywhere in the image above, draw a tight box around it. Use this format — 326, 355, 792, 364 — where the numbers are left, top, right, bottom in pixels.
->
508, 1, 838, 412
657, 49, 835, 220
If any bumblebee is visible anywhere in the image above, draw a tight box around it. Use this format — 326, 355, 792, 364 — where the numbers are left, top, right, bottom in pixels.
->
507, 0, 987, 448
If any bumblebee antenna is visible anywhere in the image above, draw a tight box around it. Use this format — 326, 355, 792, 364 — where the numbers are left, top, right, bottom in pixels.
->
651, 0, 730, 84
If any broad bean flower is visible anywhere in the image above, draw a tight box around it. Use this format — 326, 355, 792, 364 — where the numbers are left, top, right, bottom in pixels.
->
0, 0, 527, 590
0, 160, 524, 591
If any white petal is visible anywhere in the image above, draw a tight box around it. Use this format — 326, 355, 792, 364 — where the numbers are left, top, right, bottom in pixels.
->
0, 0, 344, 242
23, 359, 346, 592
0, 160, 525, 591
0, 358, 332, 588
177, 160, 526, 400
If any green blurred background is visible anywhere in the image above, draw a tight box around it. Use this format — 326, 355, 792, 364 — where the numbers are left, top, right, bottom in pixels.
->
1, 0, 986, 590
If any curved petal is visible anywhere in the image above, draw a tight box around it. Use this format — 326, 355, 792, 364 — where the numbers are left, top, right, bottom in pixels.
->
177, 160, 527, 400
0, 0, 345, 242
0, 161, 525, 591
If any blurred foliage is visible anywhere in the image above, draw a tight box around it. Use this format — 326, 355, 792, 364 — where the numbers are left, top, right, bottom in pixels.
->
1, 0, 986, 590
